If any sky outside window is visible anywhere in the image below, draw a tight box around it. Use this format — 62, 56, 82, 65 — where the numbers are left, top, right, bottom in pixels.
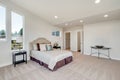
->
0, 6, 6, 32
0, 6, 23, 35
11, 12, 23, 50
11, 12, 23, 34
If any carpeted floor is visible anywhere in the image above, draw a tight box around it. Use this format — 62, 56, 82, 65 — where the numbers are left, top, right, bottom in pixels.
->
0, 52, 120, 80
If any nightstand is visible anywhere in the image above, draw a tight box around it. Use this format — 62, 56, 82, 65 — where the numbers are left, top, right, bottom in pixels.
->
12, 50, 27, 67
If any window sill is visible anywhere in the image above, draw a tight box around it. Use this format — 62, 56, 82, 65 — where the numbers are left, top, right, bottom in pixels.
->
0, 39, 7, 42
11, 49, 24, 52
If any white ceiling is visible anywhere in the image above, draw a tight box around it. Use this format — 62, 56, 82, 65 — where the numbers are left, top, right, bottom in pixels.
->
57, 9, 120, 27
10, 0, 120, 27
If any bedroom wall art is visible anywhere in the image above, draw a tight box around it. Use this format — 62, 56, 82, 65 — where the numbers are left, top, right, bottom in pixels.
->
52, 31, 60, 37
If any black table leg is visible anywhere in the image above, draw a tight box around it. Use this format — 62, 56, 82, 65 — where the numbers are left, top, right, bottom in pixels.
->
98, 49, 100, 58
108, 49, 111, 59
23, 54, 24, 61
90, 48, 93, 56
26, 53, 27, 63
14, 55, 16, 67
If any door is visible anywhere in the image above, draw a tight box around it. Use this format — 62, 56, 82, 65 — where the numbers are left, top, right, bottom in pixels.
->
65, 32, 70, 50
77, 31, 81, 52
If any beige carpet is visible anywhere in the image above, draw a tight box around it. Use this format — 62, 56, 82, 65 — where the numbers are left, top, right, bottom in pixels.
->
0, 52, 120, 80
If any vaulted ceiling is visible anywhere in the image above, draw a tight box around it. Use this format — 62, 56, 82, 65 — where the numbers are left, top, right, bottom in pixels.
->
10, 0, 120, 27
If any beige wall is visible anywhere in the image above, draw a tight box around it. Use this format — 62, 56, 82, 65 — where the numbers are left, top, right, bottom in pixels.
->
84, 20, 120, 60
63, 26, 83, 31
0, 0, 63, 67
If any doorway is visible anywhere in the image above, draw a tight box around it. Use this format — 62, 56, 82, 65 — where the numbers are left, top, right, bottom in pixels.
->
77, 31, 81, 52
65, 32, 70, 50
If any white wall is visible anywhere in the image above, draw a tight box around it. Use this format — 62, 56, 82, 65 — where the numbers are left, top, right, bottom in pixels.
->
63, 26, 83, 52
0, 0, 63, 67
70, 30, 78, 51
84, 20, 120, 60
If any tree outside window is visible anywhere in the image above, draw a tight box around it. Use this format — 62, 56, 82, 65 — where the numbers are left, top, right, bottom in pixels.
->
11, 12, 23, 50
0, 6, 6, 40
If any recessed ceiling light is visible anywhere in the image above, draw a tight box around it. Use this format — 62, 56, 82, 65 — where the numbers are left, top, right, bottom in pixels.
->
104, 14, 109, 18
54, 16, 58, 19
95, 0, 101, 4
80, 20, 83, 23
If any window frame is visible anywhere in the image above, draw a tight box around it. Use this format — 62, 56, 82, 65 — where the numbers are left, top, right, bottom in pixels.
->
0, 4, 7, 41
11, 11, 24, 50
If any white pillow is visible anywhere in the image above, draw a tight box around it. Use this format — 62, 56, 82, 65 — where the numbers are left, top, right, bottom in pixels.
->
40, 44, 46, 51
33, 44, 37, 50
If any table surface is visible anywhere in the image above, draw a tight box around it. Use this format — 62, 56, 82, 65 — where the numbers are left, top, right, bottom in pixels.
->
91, 46, 111, 49
12, 50, 26, 54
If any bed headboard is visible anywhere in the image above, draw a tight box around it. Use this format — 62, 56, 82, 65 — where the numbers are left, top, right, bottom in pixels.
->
30, 37, 51, 50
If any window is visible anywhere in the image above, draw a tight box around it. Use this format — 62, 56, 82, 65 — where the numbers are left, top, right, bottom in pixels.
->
11, 12, 24, 50
0, 6, 6, 40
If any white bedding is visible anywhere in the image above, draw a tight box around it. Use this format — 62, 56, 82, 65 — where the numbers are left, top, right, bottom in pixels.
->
30, 49, 73, 70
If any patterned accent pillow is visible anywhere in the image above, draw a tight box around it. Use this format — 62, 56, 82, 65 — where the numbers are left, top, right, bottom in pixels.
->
33, 44, 37, 50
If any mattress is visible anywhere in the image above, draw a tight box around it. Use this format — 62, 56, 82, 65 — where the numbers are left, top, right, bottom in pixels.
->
30, 49, 73, 70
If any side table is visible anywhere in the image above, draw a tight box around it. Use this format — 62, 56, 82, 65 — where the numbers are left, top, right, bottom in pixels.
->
91, 47, 111, 59
12, 50, 27, 67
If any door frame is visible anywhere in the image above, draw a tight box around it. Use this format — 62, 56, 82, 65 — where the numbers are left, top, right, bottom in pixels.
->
64, 29, 84, 54
76, 30, 84, 54
64, 31, 71, 50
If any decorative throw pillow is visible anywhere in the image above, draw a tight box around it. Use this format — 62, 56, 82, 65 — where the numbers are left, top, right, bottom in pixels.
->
36, 43, 40, 51
46, 44, 53, 51
33, 44, 37, 50
40, 44, 46, 51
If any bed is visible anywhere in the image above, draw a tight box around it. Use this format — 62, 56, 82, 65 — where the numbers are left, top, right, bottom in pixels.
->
30, 38, 73, 71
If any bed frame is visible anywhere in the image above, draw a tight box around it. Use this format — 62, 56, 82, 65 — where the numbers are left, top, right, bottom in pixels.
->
30, 38, 73, 71
30, 56, 72, 71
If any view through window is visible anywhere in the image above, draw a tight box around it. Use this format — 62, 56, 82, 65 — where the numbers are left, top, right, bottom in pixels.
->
0, 6, 6, 40
11, 12, 23, 50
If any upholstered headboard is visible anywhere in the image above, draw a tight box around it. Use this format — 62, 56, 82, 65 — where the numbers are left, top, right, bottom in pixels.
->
30, 37, 51, 50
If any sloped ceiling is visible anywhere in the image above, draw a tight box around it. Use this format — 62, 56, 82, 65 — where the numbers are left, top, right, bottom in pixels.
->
10, 0, 120, 27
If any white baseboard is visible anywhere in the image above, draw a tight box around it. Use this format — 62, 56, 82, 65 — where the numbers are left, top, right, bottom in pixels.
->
0, 59, 29, 68
83, 53, 120, 60
0, 62, 12, 68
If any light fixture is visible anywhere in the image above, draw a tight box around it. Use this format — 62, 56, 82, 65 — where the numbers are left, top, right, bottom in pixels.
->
54, 16, 58, 19
104, 14, 108, 18
95, 0, 101, 4
80, 20, 83, 23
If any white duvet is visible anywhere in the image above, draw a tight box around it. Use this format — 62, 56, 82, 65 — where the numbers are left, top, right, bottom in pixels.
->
30, 49, 73, 70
